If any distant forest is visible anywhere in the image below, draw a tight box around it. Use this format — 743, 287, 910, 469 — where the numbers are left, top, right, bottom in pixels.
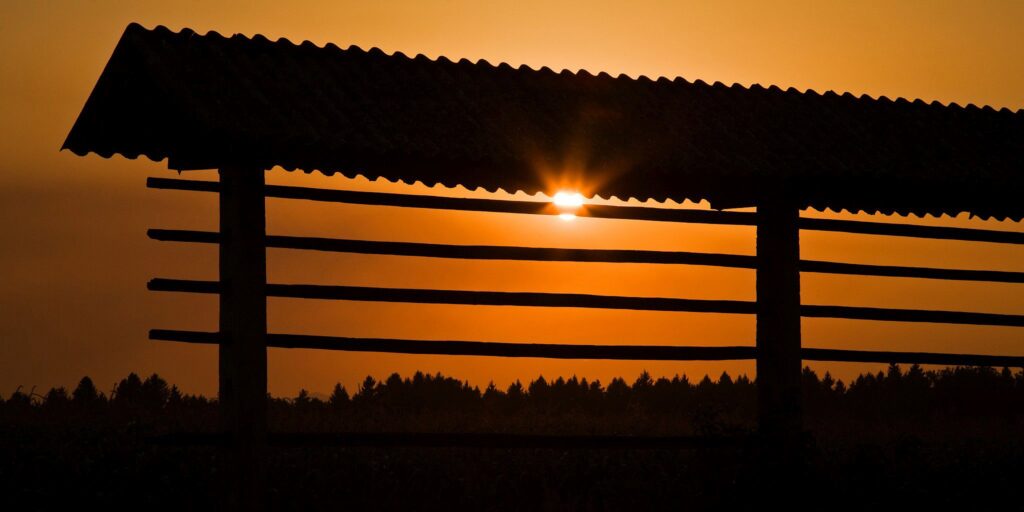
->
5, 364, 1023, 436
5, 365, 1024, 509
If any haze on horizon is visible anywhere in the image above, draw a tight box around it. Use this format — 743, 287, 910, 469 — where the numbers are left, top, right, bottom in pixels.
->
2, 0, 1023, 397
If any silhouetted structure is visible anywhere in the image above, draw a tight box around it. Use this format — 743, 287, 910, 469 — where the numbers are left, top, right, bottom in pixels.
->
63, 23, 1024, 507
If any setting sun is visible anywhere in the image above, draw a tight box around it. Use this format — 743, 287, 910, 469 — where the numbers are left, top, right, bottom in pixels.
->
553, 191, 585, 220
552, 191, 585, 208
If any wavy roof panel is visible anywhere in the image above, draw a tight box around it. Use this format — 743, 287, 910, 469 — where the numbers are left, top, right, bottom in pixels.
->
64, 23, 1024, 219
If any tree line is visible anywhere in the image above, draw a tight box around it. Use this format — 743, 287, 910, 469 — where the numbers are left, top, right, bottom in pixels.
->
4, 364, 1023, 434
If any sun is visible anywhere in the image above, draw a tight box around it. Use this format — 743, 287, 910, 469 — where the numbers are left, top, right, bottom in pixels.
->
553, 191, 585, 208
552, 191, 585, 221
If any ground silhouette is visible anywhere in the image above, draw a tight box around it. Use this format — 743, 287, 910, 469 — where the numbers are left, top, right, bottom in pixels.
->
2, 365, 1023, 509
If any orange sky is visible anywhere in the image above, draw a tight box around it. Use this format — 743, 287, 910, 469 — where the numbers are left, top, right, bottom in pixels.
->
2, 1, 1023, 397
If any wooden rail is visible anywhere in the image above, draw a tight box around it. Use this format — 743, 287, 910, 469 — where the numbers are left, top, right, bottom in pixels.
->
148, 278, 1024, 327
146, 177, 757, 225
800, 347, 1024, 367
800, 304, 1024, 327
147, 177, 1024, 244
149, 329, 1024, 367
149, 228, 1024, 283
799, 217, 1024, 245
147, 278, 758, 314
147, 229, 758, 267
798, 260, 1024, 283
150, 329, 757, 360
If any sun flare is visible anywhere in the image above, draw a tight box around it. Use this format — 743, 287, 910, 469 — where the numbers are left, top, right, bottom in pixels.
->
552, 191, 585, 208
552, 191, 585, 221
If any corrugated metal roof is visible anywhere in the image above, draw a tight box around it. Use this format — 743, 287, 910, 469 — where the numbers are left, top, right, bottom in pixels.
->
64, 23, 1024, 219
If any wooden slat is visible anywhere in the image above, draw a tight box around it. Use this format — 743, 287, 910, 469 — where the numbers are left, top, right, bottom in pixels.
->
152, 329, 221, 343
272, 284, 754, 314
799, 259, 1024, 283
146, 177, 757, 225
150, 431, 742, 449
801, 304, 1024, 327
146, 279, 757, 314
150, 330, 1024, 367
147, 229, 757, 268
147, 178, 1024, 243
148, 177, 220, 193
150, 228, 1024, 283
149, 229, 220, 244
150, 329, 756, 360
799, 217, 1024, 244
801, 348, 1024, 367
148, 279, 1024, 326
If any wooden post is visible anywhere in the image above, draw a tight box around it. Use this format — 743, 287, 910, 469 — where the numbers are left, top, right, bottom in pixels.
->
219, 166, 267, 510
755, 198, 803, 447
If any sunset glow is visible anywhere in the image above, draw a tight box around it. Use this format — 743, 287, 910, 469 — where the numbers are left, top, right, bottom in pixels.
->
3, 1, 1024, 399
552, 191, 585, 209
553, 191, 585, 221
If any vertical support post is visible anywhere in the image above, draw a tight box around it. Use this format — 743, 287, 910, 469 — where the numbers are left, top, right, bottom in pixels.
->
755, 198, 803, 447
219, 166, 267, 510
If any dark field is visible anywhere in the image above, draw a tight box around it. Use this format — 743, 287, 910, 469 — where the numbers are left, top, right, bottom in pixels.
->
3, 365, 1023, 510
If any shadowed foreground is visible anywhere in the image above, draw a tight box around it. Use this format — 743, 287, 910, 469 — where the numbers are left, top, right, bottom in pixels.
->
3, 365, 1023, 510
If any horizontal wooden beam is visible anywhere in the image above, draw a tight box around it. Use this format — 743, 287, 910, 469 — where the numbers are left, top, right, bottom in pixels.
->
148, 229, 757, 268
801, 304, 1024, 327
148, 177, 220, 193
147, 178, 1024, 244
147, 279, 757, 314
801, 347, 1024, 367
151, 329, 221, 343
149, 229, 1024, 283
150, 431, 742, 449
798, 259, 1024, 283
799, 217, 1024, 245
146, 177, 756, 225
150, 329, 756, 360
148, 279, 1024, 327
151, 329, 1024, 367
266, 284, 754, 313
149, 229, 220, 244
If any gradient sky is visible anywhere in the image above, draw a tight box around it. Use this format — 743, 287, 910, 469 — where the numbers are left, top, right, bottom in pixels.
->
2, 1, 1023, 397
